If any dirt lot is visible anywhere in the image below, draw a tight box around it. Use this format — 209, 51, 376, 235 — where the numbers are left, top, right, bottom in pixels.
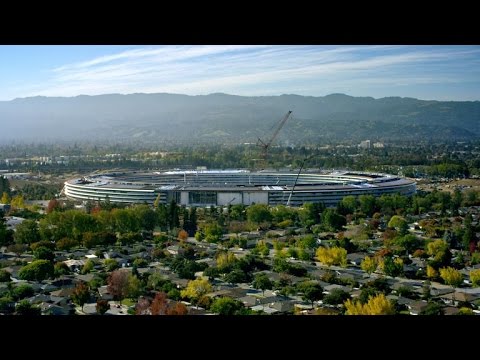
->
416, 178, 480, 193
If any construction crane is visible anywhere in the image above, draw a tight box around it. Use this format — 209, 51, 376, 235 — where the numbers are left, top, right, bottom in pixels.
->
286, 154, 316, 207
256, 110, 292, 164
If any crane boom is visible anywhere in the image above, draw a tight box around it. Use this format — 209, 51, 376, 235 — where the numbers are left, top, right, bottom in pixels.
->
257, 110, 292, 161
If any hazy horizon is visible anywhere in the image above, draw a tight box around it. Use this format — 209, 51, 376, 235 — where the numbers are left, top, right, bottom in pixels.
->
1, 45, 479, 101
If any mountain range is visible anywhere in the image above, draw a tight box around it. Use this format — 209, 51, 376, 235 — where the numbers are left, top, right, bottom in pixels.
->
1, 92, 479, 144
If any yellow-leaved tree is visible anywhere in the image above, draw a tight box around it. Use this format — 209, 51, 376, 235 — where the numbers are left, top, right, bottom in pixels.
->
360, 256, 377, 275
439, 267, 463, 288
316, 246, 347, 267
216, 251, 237, 269
1, 192, 11, 205
426, 265, 438, 279
344, 294, 395, 315
470, 269, 480, 287
180, 278, 213, 305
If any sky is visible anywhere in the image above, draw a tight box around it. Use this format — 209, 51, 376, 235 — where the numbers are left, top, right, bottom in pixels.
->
0, 45, 479, 101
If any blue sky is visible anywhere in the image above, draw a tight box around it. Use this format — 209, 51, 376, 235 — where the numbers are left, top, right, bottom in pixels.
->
0, 45, 479, 101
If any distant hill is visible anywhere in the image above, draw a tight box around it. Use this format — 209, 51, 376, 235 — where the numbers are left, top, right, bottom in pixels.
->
0, 92, 478, 144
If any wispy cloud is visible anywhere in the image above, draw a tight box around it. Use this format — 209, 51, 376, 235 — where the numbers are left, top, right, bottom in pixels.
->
14, 45, 480, 100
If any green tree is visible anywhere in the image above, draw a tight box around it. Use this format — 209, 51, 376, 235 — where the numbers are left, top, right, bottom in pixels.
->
18, 260, 54, 281
298, 281, 324, 308
323, 288, 351, 306
419, 301, 444, 315
224, 269, 247, 285
337, 195, 357, 216
388, 215, 408, 236
33, 246, 55, 261
0, 269, 11, 282
104, 259, 119, 272
134, 204, 157, 231
12, 284, 34, 300
358, 195, 377, 217
321, 208, 346, 232
54, 262, 70, 277
81, 259, 95, 274
210, 297, 243, 315
15, 299, 41, 315
382, 256, 404, 278
246, 204, 272, 224
14, 219, 39, 244
252, 273, 273, 296
127, 274, 142, 300
0, 213, 13, 246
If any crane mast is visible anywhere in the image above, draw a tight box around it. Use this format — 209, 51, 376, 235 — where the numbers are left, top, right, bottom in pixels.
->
257, 110, 292, 164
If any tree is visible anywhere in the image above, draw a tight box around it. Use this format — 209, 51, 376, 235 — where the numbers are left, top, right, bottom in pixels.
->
180, 278, 213, 304
315, 246, 347, 267
15, 299, 41, 315
134, 204, 157, 231
1, 192, 10, 205
387, 215, 408, 236
107, 270, 131, 302
252, 273, 273, 296
224, 269, 247, 285
71, 282, 90, 311
96, 299, 110, 315
81, 259, 95, 274
10, 195, 25, 209
458, 307, 474, 315
426, 265, 438, 280
382, 256, 404, 278
166, 302, 188, 315
470, 269, 480, 287
46, 199, 61, 214
298, 281, 324, 308
439, 267, 463, 288
54, 262, 70, 277
361, 256, 377, 275
419, 301, 444, 315
337, 195, 357, 216
210, 297, 243, 315
104, 259, 119, 272
203, 222, 223, 243
358, 195, 377, 217
344, 294, 395, 315
246, 204, 272, 224
18, 260, 54, 281
12, 284, 34, 300
178, 229, 188, 242
0, 269, 11, 282
127, 274, 142, 300
323, 288, 351, 306
14, 219, 39, 244
321, 208, 346, 231
0, 213, 13, 246
33, 246, 55, 261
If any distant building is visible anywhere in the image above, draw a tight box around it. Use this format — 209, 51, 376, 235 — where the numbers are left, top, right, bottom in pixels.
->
359, 140, 371, 149
373, 142, 385, 148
